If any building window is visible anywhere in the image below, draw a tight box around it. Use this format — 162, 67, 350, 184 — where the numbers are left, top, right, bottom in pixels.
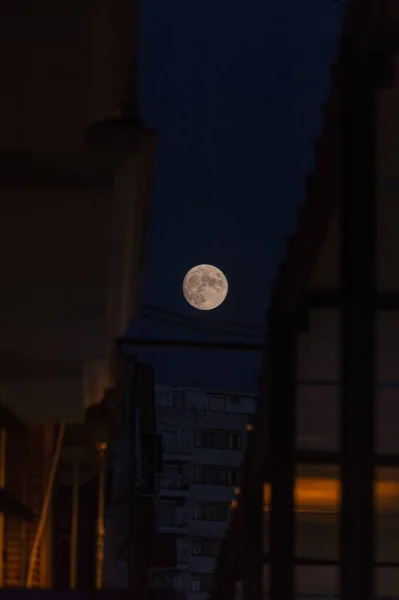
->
193, 465, 239, 486
294, 464, 340, 561
228, 432, 242, 450
192, 537, 222, 557
194, 429, 242, 450
162, 497, 186, 507
156, 392, 170, 407
171, 391, 186, 407
193, 501, 229, 521
191, 573, 214, 593
209, 394, 227, 411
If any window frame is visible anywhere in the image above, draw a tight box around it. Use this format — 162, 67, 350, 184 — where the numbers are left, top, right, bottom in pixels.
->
192, 500, 230, 522
191, 573, 214, 593
194, 429, 243, 451
193, 464, 239, 486
192, 537, 223, 557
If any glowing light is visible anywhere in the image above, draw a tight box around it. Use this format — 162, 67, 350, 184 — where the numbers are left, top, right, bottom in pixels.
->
246, 423, 254, 431
234, 487, 241, 496
262, 478, 399, 513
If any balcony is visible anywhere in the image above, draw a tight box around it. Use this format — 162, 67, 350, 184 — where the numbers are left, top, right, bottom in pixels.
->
160, 474, 190, 498
162, 441, 192, 462
150, 567, 190, 593
158, 505, 190, 535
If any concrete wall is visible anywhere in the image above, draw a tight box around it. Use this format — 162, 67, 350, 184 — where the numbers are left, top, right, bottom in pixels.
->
0, 0, 140, 151
156, 387, 256, 600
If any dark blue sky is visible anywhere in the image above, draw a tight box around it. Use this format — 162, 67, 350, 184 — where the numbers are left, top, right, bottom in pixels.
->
127, 0, 344, 392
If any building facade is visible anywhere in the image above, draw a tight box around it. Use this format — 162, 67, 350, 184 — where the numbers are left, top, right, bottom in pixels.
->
211, 2, 399, 600
153, 386, 256, 600
0, 0, 156, 588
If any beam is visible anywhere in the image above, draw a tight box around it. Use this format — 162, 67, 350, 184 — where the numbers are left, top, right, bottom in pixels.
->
0, 151, 116, 190
339, 37, 376, 600
269, 312, 296, 600
263, 450, 399, 472
118, 338, 264, 351
263, 555, 399, 568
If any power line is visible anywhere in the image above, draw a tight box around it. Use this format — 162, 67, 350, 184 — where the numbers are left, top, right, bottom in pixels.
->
141, 312, 265, 340
118, 338, 265, 351
142, 302, 264, 331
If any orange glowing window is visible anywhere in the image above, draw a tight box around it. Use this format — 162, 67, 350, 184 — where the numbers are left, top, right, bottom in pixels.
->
263, 478, 340, 512
263, 474, 399, 513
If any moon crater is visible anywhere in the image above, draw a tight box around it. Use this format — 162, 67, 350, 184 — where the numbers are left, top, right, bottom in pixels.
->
183, 264, 228, 311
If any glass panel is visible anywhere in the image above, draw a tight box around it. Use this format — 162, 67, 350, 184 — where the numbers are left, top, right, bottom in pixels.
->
376, 567, 399, 598
376, 387, 399, 454
375, 467, 399, 563
296, 309, 340, 454
296, 566, 338, 596
209, 395, 227, 411
295, 465, 340, 560
297, 384, 339, 452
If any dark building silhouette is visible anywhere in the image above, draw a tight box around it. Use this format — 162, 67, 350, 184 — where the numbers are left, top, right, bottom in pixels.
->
211, 1, 399, 600
0, 0, 157, 590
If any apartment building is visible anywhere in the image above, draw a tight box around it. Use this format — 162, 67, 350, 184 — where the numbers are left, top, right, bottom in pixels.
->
153, 386, 256, 600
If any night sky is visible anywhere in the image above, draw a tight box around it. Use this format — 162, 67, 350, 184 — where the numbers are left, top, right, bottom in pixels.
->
126, 0, 345, 392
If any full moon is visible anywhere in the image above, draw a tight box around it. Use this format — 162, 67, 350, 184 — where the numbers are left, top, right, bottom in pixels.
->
182, 264, 228, 311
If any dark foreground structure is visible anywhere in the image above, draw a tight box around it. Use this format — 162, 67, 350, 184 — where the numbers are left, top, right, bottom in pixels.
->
211, 1, 399, 599
0, 592, 178, 600
0, 0, 161, 592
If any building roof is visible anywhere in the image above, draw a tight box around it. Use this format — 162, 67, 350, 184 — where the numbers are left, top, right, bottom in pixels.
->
270, 0, 397, 314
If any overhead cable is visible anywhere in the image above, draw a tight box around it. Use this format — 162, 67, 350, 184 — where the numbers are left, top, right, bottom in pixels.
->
141, 312, 265, 340
142, 302, 264, 332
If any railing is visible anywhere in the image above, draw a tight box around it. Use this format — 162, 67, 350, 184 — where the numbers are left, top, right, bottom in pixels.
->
176, 548, 190, 564
150, 568, 190, 591
161, 474, 190, 491
159, 505, 189, 528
